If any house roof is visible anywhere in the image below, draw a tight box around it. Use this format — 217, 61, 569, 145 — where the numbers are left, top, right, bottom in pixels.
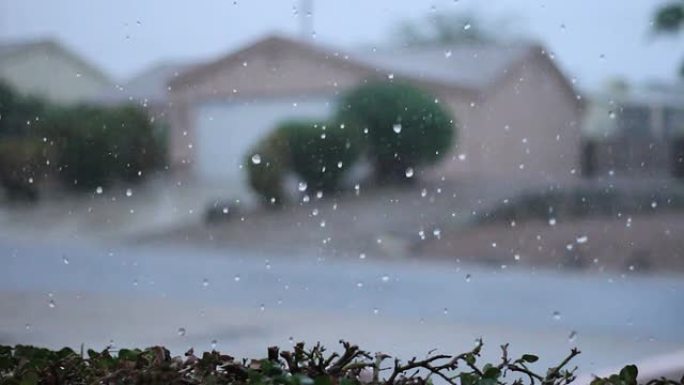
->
95, 61, 197, 106
170, 34, 562, 98
0, 39, 111, 85
351, 43, 535, 91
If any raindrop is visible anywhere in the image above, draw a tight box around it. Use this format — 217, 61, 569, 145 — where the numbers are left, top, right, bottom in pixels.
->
298, 182, 308, 192
552, 311, 561, 321
651, 201, 658, 209
48, 299, 56, 309
177, 327, 186, 336
568, 330, 578, 343
211, 339, 218, 349
548, 218, 556, 226
433, 228, 441, 239
458, 154, 466, 161
95, 186, 103, 194
260, 304, 266, 311
25, 323, 31, 331
337, 161, 343, 168
234, 274, 241, 282
359, 253, 366, 260
381, 275, 390, 283
421, 188, 427, 197
393, 123, 402, 134
465, 274, 471, 283
443, 307, 449, 315
62, 255, 70, 265
444, 50, 452, 58
463, 23, 471, 30
405, 167, 414, 178
514, 254, 521, 261
251, 154, 262, 164
373, 307, 379, 315
608, 111, 616, 119
387, 73, 394, 80
576, 235, 588, 244
202, 278, 209, 287
125, 188, 133, 197
356, 281, 364, 288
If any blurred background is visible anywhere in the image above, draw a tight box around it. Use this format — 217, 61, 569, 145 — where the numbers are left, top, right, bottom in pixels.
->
1, 0, 684, 381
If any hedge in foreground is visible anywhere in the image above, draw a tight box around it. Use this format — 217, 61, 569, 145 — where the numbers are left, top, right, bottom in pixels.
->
1, 340, 681, 385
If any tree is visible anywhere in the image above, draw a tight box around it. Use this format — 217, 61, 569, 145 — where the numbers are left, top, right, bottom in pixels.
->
336, 81, 456, 183
653, 1, 684, 77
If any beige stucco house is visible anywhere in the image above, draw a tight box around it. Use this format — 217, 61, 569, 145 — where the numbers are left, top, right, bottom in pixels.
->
167, 34, 582, 196
0, 39, 112, 105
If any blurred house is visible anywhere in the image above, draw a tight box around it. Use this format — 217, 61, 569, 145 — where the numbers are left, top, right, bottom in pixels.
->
582, 83, 684, 177
0, 39, 111, 104
166, 34, 582, 197
95, 61, 196, 124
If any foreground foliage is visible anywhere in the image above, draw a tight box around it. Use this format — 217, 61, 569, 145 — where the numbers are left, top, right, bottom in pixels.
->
1, 340, 681, 385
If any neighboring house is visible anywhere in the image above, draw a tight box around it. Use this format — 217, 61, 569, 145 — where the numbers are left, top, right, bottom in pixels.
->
582, 84, 684, 176
0, 39, 112, 104
167, 34, 582, 198
95, 61, 196, 124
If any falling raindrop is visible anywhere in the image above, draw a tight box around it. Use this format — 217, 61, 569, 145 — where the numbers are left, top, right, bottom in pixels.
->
443, 307, 449, 315
356, 281, 364, 288
359, 253, 366, 260
651, 201, 658, 209
202, 278, 209, 287
552, 311, 561, 321
234, 274, 241, 282
337, 161, 343, 168
608, 110, 616, 119
177, 327, 186, 336
25, 323, 31, 331
62, 255, 70, 265
298, 182, 308, 192
125, 188, 133, 197
458, 154, 466, 161
576, 235, 588, 244
387, 73, 394, 80
393, 123, 402, 134
568, 330, 578, 343
465, 274, 472, 283
251, 154, 262, 164
260, 304, 266, 311
95, 186, 103, 194
373, 307, 379, 315
463, 23, 471, 30
548, 218, 556, 226
405, 167, 414, 178
48, 299, 56, 309
211, 339, 218, 349
381, 275, 390, 283
444, 50, 452, 58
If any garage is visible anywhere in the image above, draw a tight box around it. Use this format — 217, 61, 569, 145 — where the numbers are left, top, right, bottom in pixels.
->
193, 96, 334, 195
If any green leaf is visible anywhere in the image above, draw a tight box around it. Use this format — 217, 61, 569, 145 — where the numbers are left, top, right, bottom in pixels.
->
619, 365, 638, 384
522, 354, 539, 363
483, 366, 501, 379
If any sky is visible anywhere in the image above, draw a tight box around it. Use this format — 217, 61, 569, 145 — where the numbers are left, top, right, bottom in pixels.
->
1, 0, 683, 92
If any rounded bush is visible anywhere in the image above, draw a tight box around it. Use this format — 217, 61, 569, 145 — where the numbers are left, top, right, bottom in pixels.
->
280, 120, 362, 192
0, 138, 45, 201
336, 81, 456, 182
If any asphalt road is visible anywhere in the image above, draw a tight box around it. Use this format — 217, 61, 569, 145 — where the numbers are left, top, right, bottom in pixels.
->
1, 236, 683, 376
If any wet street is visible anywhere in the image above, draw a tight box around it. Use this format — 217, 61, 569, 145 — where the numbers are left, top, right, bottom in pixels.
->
1, 236, 683, 376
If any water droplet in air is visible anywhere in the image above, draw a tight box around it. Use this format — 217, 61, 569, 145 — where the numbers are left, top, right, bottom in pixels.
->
298, 182, 308, 192
125, 188, 133, 197
48, 299, 56, 309
464, 23, 471, 30
393, 123, 402, 134
608, 110, 616, 119
177, 327, 186, 336
202, 278, 209, 287
62, 255, 70, 265
373, 307, 379, 315
211, 339, 218, 349
233, 274, 241, 282
359, 253, 366, 260
25, 323, 31, 331
548, 218, 556, 226
651, 201, 658, 209
387, 73, 394, 80
568, 330, 578, 343
465, 274, 472, 283
444, 50, 452, 58
251, 154, 261, 164
405, 167, 414, 178
95, 186, 103, 194
381, 275, 390, 283
576, 235, 588, 244
552, 311, 561, 321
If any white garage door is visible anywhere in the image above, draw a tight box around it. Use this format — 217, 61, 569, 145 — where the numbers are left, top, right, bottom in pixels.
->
194, 96, 334, 194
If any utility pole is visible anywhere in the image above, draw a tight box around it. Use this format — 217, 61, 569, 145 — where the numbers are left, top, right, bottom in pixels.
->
300, 0, 314, 39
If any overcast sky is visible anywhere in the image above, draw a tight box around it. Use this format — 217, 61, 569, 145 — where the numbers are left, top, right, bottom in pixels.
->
1, 0, 683, 91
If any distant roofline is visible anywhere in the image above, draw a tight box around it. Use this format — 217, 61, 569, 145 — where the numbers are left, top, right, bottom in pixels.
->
0, 37, 112, 85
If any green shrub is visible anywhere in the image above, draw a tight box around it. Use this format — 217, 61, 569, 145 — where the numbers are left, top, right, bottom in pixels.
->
245, 128, 290, 207
0, 81, 46, 138
43, 104, 164, 190
0, 341, 676, 385
281, 120, 362, 192
0, 138, 47, 201
336, 81, 455, 182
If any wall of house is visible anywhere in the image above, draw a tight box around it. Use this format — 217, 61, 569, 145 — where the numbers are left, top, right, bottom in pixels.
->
0, 45, 111, 105
437, 53, 582, 186
167, 40, 374, 170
